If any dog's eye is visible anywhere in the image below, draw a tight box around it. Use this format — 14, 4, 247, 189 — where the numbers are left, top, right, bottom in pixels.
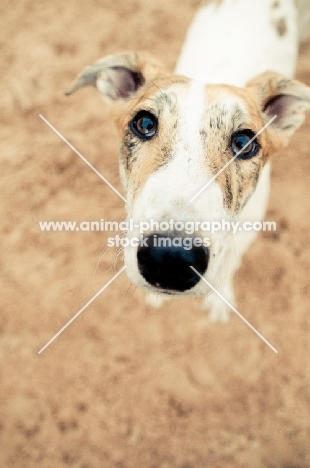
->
130, 111, 158, 140
230, 130, 260, 159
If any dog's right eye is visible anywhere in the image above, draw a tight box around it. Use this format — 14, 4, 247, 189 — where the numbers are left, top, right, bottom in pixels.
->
130, 111, 158, 140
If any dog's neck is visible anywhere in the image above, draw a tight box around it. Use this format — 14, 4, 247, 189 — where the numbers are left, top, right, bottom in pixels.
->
175, 0, 298, 85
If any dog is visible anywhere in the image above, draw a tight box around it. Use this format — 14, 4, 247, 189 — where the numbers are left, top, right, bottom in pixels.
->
66, 0, 310, 322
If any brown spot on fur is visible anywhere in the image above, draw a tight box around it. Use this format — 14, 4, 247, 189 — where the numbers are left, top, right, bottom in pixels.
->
272, 0, 280, 8
275, 17, 287, 37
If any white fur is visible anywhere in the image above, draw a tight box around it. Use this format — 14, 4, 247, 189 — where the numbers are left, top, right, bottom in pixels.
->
175, 0, 298, 85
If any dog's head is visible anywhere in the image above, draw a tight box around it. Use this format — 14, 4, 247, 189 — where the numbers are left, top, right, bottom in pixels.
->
67, 52, 310, 295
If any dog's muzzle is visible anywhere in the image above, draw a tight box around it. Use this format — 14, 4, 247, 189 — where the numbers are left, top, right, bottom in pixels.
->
137, 233, 209, 292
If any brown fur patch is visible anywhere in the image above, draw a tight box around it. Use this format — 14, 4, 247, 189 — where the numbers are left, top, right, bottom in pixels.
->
199, 85, 266, 213
275, 17, 287, 37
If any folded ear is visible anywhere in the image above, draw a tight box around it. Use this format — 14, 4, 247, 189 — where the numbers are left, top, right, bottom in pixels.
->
247, 71, 310, 145
65, 52, 165, 101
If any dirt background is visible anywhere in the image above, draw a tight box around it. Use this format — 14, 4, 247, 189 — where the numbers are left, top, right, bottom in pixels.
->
1, 0, 310, 467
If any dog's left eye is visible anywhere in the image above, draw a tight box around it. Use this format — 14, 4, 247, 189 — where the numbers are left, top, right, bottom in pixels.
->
130, 110, 158, 140
230, 130, 260, 159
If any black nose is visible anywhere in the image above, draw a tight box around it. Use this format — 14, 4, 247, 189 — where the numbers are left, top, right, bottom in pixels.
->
137, 234, 209, 292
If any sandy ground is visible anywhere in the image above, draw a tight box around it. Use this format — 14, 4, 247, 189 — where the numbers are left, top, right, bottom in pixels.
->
1, 1, 310, 467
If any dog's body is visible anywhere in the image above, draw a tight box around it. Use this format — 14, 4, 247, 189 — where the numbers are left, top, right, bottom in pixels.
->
67, 0, 310, 321
176, 0, 299, 84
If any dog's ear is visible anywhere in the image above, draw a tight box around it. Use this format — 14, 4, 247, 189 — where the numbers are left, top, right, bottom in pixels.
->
65, 52, 165, 101
247, 71, 310, 145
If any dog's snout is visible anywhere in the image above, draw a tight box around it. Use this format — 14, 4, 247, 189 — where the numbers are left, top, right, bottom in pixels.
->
137, 233, 209, 292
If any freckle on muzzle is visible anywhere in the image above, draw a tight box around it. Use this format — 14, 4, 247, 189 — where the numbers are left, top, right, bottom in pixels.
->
137, 233, 209, 292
